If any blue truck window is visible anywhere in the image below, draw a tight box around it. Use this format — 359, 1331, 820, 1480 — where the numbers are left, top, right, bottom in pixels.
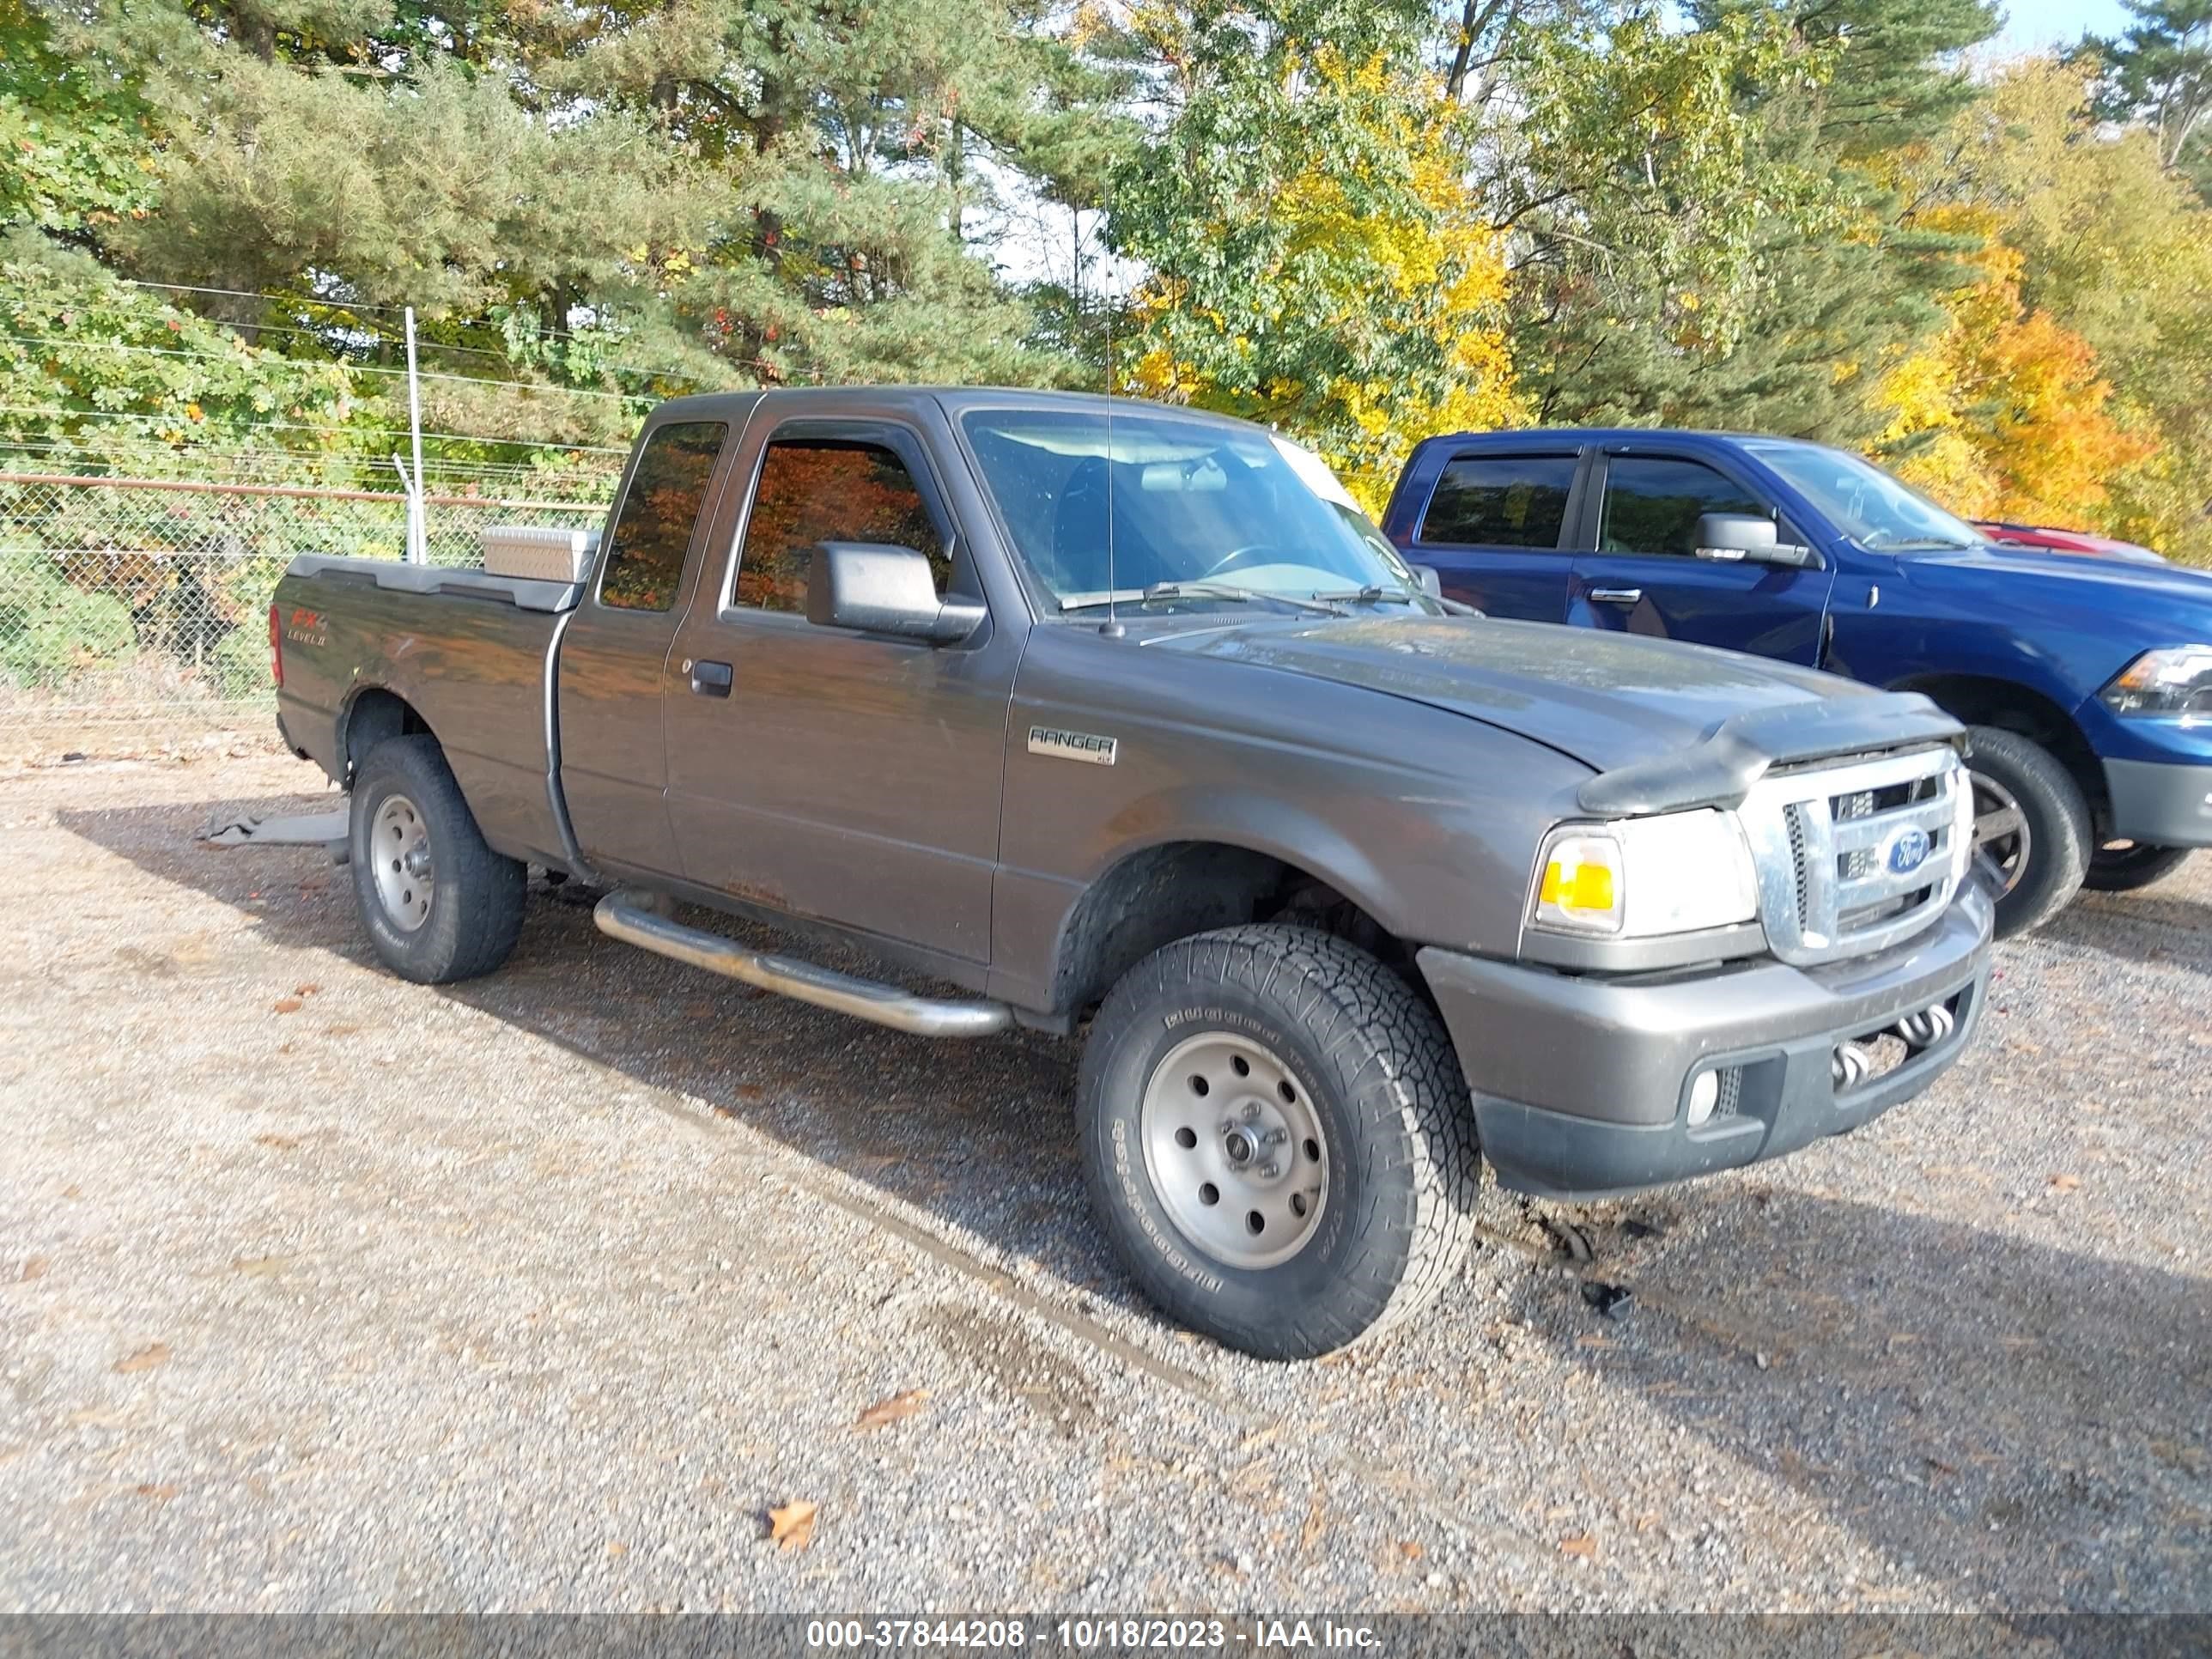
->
736, 440, 946, 614
599, 422, 728, 611
1420, 455, 1575, 548
1601, 456, 1765, 556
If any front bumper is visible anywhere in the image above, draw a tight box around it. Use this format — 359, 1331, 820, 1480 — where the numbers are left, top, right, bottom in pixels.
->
1416, 882, 1993, 1200
2103, 757, 2212, 846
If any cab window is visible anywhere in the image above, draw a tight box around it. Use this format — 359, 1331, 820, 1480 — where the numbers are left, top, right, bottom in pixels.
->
735, 440, 948, 614
598, 422, 727, 611
1420, 455, 1576, 549
1600, 457, 1766, 557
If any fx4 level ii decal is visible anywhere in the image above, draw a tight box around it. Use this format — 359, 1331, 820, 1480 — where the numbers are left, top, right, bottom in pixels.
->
1028, 726, 1118, 766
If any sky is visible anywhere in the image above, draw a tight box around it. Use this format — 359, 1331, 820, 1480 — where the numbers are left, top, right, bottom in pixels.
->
1997, 0, 2136, 53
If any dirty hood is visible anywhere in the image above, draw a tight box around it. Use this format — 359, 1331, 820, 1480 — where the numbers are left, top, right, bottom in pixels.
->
1150, 615, 1900, 776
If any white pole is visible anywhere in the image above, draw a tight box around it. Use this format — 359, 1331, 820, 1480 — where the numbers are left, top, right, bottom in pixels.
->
404, 306, 427, 564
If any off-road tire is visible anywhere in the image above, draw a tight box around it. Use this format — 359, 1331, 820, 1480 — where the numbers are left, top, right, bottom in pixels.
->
349, 735, 526, 983
1078, 924, 1480, 1360
1966, 725, 2091, 939
2083, 842, 2193, 893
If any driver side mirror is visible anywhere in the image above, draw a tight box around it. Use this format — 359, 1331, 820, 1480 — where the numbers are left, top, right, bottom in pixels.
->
805, 542, 985, 646
1409, 563, 1444, 599
1694, 513, 1817, 569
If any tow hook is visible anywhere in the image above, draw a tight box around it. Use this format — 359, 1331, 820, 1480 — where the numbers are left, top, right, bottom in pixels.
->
1832, 1001, 1958, 1090
1895, 1003, 1955, 1051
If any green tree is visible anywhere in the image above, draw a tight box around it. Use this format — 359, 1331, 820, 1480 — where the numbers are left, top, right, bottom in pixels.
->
2088, 0, 2212, 195
1517, 0, 1997, 442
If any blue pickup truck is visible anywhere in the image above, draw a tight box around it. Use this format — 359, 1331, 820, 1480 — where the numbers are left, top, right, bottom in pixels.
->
1382, 429, 2212, 936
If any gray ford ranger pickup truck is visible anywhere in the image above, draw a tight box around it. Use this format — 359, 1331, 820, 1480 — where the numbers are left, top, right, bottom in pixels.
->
270, 387, 1994, 1359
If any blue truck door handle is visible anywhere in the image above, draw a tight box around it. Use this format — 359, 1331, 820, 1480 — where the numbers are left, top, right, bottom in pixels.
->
687, 659, 733, 697
1589, 586, 1643, 606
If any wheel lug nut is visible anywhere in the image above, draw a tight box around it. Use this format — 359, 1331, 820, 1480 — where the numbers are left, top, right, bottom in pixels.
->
1259, 1164, 1279, 1179
1242, 1103, 1261, 1122
1263, 1127, 1286, 1146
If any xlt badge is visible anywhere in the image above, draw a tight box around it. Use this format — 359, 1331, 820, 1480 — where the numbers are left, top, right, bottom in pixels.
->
1028, 726, 1118, 766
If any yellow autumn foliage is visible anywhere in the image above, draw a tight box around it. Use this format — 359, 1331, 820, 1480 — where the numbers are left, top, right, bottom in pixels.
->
1125, 50, 1522, 518
1875, 205, 2156, 526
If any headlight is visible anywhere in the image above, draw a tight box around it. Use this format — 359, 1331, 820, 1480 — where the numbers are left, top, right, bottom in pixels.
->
1530, 809, 1759, 939
2099, 646, 2212, 720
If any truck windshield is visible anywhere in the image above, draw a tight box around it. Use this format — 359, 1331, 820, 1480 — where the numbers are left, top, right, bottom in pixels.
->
1741, 439, 1983, 553
958, 408, 1434, 614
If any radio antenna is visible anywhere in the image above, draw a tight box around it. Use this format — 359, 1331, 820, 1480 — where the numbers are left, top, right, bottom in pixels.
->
1100, 226, 1122, 640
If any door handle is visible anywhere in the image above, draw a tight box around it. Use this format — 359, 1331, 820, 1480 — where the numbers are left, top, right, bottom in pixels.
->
1588, 586, 1643, 606
687, 659, 732, 697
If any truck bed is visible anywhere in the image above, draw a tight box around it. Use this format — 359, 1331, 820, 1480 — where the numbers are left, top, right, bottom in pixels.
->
273, 556, 580, 871
285, 554, 585, 615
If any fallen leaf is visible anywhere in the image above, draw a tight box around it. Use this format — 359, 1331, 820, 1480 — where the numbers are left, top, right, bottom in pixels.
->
1634, 1512, 1660, 1534
272, 998, 303, 1015
2048, 1174, 2081, 1192
254, 1134, 300, 1151
1558, 1533, 1598, 1559
1925, 1457, 1959, 1477
1396, 1540, 1424, 1559
605, 1540, 629, 1558
769, 1500, 817, 1552
115, 1343, 170, 1374
20, 1255, 49, 1282
293, 984, 321, 998
854, 1389, 930, 1431
136, 1483, 179, 1502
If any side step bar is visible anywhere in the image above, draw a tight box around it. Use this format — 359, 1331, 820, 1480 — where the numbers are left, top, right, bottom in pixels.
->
593, 890, 1015, 1039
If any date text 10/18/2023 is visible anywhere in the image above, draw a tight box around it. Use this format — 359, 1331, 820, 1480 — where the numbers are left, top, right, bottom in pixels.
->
805, 1620, 1383, 1650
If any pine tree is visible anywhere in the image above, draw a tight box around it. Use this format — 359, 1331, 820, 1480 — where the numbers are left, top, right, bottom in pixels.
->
2087, 0, 2212, 197
1518, 0, 1999, 442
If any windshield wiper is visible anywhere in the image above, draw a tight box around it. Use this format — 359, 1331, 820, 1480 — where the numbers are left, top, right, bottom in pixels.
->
1059, 582, 1347, 617
1310, 585, 1484, 617
1863, 534, 1973, 551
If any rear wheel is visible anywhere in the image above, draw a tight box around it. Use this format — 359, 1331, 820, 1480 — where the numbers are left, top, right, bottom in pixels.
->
1965, 725, 2091, 939
2084, 841, 2193, 892
1078, 924, 1480, 1360
349, 735, 526, 983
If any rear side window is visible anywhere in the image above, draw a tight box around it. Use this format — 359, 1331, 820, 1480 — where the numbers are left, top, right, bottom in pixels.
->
1601, 456, 1765, 556
1419, 454, 1576, 549
735, 439, 947, 614
598, 422, 727, 611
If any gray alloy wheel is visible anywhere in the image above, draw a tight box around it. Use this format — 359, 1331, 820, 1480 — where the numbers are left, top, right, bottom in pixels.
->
348, 734, 526, 984
368, 793, 435, 932
1970, 769, 2032, 897
1961, 725, 2091, 939
1139, 1030, 1328, 1271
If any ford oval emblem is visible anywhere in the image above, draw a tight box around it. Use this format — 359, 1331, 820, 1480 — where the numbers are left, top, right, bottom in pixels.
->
1886, 826, 1931, 876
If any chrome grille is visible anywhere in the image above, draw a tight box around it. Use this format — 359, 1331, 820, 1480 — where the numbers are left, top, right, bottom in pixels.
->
1740, 746, 1967, 966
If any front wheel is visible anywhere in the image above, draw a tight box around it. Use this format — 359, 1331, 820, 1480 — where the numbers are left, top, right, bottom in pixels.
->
349, 735, 526, 983
1078, 925, 1480, 1360
2083, 841, 2193, 892
1966, 726, 2092, 939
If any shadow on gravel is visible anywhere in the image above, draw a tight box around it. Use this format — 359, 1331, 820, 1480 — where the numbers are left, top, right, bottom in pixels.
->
58, 792, 2212, 1610
2049, 889, 2212, 975
1529, 1193, 2212, 1610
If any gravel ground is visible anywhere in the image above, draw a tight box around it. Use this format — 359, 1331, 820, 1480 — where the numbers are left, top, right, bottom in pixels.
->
0, 750, 2206, 1615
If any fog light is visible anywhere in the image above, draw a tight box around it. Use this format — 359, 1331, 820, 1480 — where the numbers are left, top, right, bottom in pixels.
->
1686, 1070, 1721, 1127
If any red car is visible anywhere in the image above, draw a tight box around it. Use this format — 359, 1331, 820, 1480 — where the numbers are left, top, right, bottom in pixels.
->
1973, 520, 2166, 563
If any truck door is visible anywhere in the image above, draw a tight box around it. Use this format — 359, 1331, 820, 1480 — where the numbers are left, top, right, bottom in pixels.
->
661, 411, 1012, 964
1398, 448, 1582, 621
1568, 447, 1836, 665
556, 416, 736, 878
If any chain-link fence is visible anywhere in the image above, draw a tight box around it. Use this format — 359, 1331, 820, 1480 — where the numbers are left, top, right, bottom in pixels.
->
0, 471, 610, 754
